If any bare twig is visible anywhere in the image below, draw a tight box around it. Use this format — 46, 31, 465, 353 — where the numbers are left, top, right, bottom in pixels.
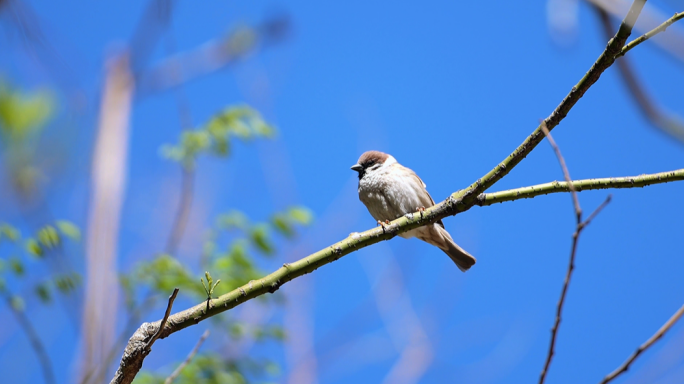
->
136, 14, 290, 95
146, 288, 179, 350
164, 329, 210, 384
3, 291, 56, 384
477, 168, 684, 206
164, 26, 196, 255
617, 11, 684, 59
600, 303, 684, 384
538, 126, 612, 384
595, 7, 684, 144
128, 0, 175, 71
540, 122, 582, 221
587, 0, 684, 63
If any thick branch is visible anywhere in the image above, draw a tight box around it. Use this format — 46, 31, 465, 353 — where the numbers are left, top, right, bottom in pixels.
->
477, 168, 684, 206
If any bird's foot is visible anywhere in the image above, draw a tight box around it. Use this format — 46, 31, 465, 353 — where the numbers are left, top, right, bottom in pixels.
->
377, 220, 390, 233
416, 206, 426, 219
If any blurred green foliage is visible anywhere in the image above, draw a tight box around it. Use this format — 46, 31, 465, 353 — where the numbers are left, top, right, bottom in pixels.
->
134, 353, 280, 384
1, 81, 308, 382
125, 206, 311, 383
124, 206, 312, 303
160, 105, 275, 170
0, 221, 82, 307
0, 80, 55, 195
0, 81, 54, 143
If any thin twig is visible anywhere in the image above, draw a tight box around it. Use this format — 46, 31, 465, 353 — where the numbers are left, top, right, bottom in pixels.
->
538, 126, 612, 384
3, 292, 56, 384
617, 11, 684, 58
136, 14, 290, 95
146, 288, 179, 350
540, 122, 582, 221
595, 7, 684, 144
164, 329, 210, 384
539, 195, 612, 384
477, 169, 684, 206
600, 303, 684, 384
164, 25, 196, 256
586, 0, 684, 63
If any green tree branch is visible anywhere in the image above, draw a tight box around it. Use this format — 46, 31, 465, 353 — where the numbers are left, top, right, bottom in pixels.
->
477, 168, 684, 206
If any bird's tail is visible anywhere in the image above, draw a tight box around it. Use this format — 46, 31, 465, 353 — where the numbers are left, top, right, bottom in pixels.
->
430, 225, 476, 272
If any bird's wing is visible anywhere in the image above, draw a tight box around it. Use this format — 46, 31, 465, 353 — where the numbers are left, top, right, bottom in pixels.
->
407, 168, 445, 229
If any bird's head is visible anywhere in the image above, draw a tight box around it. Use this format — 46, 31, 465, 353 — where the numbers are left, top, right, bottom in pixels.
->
351, 150, 396, 179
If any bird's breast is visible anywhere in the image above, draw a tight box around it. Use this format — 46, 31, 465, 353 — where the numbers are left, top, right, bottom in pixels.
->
358, 171, 424, 221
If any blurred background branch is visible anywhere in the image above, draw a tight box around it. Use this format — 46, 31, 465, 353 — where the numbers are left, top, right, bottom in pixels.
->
594, 6, 684, 144
81, 52, 134, 384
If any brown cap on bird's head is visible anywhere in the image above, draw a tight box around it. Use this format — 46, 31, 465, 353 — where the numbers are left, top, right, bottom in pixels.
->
350, 150, 390, 172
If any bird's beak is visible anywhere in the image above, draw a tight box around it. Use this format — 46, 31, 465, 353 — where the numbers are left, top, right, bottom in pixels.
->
350, 164, 363, 172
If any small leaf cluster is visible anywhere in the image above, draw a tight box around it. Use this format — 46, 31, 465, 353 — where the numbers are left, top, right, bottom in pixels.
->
160, 105, 275, 169
0, 80, 55, 193
0, 221, 81, 306
0, 80, 54, 144
134, 353, 279, 384
125, 206, 313, 304
127, 207, 310, 383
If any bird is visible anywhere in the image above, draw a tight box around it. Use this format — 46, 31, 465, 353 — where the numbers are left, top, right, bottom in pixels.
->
351, 150, 476, 271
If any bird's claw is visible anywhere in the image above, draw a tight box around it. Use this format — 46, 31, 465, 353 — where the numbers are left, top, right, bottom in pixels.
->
416, 206, 426, 219
377, 220, 390, 233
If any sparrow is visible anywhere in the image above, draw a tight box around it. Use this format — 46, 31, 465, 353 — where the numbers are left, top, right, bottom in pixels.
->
351, 150, 476, 271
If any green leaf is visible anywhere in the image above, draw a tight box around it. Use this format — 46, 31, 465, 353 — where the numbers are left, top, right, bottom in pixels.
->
0, 85, 53, 140
35, 283, 51, 303
249, 225, 274, 255
216, 211, 249, 231
25, 239, 43, 257
287, 206, 313, 225
54, 273, 81, 294
229, 323, 245, 339
268, 326, 287, 341
56, 221, 81, 241
271, 214, 294, 237
0, 223, 20, 242
9, 256, 24, 276
37, 225, 60, 249
132, 254, 202, 298
10, 295, 25, 312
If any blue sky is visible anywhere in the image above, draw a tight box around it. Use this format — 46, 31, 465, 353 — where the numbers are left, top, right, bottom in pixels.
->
1, 1, 683, 383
